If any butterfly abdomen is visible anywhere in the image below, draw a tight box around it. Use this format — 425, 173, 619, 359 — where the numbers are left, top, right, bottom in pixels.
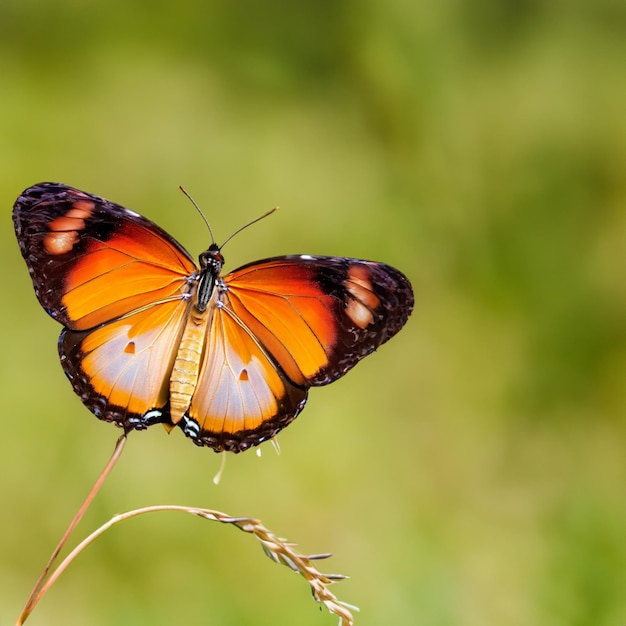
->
169, 308, 209, 425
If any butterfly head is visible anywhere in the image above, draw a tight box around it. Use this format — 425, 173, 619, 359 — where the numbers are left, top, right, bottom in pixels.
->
199, 243, 224, 273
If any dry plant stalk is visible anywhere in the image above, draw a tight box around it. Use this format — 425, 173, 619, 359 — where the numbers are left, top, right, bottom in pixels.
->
195, 508, 358, 626
45, 506, 357, 626
16, 436, 356, 626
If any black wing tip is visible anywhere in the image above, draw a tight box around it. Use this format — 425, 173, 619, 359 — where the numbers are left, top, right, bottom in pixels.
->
14, 184, 112, 218
13, 184, 89, 231
309, 258, 413, 385
15, 182, 70, 205
378, 263, 414, 335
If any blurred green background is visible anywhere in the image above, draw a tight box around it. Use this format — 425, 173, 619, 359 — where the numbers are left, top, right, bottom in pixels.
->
1, 1, 625, 625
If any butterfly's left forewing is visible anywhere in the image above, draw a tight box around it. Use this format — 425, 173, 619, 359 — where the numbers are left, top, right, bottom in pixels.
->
13, 183, 197, 330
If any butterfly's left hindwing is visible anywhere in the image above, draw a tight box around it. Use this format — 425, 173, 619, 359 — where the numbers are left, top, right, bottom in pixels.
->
59, 299, 190, 430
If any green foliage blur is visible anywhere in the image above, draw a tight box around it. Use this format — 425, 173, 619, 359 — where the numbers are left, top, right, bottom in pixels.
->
1, 1, 624, 625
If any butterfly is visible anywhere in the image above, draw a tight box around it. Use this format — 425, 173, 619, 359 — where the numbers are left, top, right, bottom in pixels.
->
13, 183, 414, 453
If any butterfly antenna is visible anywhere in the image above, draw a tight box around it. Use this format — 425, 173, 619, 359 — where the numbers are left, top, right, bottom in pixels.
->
219, 207, 278, 250
179, 186, 216, 245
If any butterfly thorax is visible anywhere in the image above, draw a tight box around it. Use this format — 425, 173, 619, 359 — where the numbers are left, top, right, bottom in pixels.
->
196, 244, 224, 313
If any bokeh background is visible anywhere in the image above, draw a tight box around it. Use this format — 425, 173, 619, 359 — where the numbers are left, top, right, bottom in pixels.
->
1, 1, 625, 625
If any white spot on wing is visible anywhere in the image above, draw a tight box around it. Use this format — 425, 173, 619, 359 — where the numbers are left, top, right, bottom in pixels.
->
346, 299, 375, 328
344, 265, 380, 328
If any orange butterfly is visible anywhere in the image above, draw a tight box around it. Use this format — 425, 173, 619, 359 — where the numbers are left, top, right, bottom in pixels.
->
13, 183, 413, 453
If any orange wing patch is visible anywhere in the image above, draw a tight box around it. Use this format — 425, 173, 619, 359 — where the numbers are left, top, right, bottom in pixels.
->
225, 287, 336, 385
343, 264, 380, 329
44, 198, 96, 255
224, 263, 338, 385
63, 223, 196, 330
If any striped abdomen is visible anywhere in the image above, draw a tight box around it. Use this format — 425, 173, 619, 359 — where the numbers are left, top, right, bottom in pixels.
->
169, 308, 210, 424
